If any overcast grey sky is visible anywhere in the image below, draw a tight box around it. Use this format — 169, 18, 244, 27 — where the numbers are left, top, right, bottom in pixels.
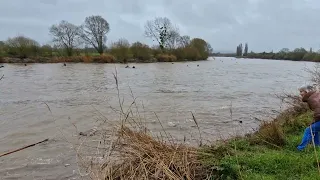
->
0, 0, 319, 52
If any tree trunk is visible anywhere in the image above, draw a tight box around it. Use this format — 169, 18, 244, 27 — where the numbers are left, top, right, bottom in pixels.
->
66, 48, 73, 56
98, 35, 103, 55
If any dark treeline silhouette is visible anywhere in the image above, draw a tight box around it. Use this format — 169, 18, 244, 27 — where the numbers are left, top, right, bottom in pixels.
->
245, 47, 320, 62
0, 16, 212, 63
214, 43, 320, 62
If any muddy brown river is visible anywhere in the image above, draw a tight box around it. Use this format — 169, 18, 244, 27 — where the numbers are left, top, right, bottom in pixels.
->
0, 57, 314, 179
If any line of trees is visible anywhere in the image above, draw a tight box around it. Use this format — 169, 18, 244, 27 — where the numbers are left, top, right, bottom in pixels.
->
213, 43, 320, 62
240, 46, 320, 62
0, 16, 213, 63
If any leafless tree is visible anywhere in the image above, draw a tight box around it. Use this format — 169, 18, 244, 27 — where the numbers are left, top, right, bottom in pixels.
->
177, 35, 191, 48
306, 63, 320, 90
49, 20, 82, 56
165, 30, 180, 49
144, 17, 178, 51
80, 15, 110, 55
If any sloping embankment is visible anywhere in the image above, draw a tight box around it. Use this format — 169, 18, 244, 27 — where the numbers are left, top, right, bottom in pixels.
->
77, 95, 319, 179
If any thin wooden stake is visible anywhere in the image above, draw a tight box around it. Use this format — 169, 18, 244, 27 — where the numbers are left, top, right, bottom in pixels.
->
0, 139, 49, 158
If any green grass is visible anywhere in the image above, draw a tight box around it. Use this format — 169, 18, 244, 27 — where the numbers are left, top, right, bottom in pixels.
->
200, 111, 320, 180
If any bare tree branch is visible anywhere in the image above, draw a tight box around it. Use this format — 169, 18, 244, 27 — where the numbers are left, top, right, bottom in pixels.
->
165, 29, 180, 49
177, 35, 191, 48
80, 15, 110, 55
49, 20, 82, 56
144, 17, 178, 51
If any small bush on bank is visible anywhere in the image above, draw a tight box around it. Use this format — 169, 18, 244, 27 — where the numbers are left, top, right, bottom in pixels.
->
151, 45, 163, 58
156, 54, 177, 62
313, 54, 320, 62
81, 55, 93, 63
172, 47, 202, 61
109, 39, 132, 63
0, 56, 4, 63
130, 42, 152, 62
251, 121, 286, 147
91, 54, 116, 63
50, 54, 115, 63
94, 126, 212, 179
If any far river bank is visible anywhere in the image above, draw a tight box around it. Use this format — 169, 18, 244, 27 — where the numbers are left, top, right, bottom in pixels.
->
0, 55, 212, 64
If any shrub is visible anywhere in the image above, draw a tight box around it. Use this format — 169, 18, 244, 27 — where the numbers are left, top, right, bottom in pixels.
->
313, 54, 320, 62
5, 35, 40, 59
156, 54, 177, 62
151, 45, 163, 57
251, 121, 286, 147
173, 47, 202, 61
130, 42, 152, 61
109, 39, 132, 63
92, 54, 116, 63
40, 45, 53, 57
302, 52, 316, 61
80, 125, 213, 179
50, 56, 79, 63
28, 57, 50, 63
282, 111, 312, 134
81, 55, 93, 63
189, 38, 210, 60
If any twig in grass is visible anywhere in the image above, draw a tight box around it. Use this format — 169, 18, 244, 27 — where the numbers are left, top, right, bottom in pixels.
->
190, 111, 203, 147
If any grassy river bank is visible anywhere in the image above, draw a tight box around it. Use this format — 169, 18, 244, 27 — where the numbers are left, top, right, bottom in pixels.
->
200, 109, 319, 179
76, 86, 320, 179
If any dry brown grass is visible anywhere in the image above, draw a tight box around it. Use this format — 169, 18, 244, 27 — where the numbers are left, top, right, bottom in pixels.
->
75, 100, 213, 180
156, 54, 177, 62
50, 56, 75, 63
49, 54, 116, 63
92, 54, 116, 63
248, 93, 309, 147
82, 55, 93, 63
74, 115, 213, 180
87, 126, 212, 180
251, 121, 285, 147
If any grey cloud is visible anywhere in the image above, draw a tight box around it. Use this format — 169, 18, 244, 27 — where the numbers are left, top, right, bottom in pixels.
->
0, 0, 320, 52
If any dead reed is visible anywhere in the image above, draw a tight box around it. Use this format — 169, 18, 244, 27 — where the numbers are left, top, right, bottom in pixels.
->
156, 54, 177, 62
50, 54, 116, 63
94, 126, 212, 180
75, 68, 212, 180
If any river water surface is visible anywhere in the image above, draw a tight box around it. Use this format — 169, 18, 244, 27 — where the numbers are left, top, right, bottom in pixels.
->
0, 57, 314, 179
